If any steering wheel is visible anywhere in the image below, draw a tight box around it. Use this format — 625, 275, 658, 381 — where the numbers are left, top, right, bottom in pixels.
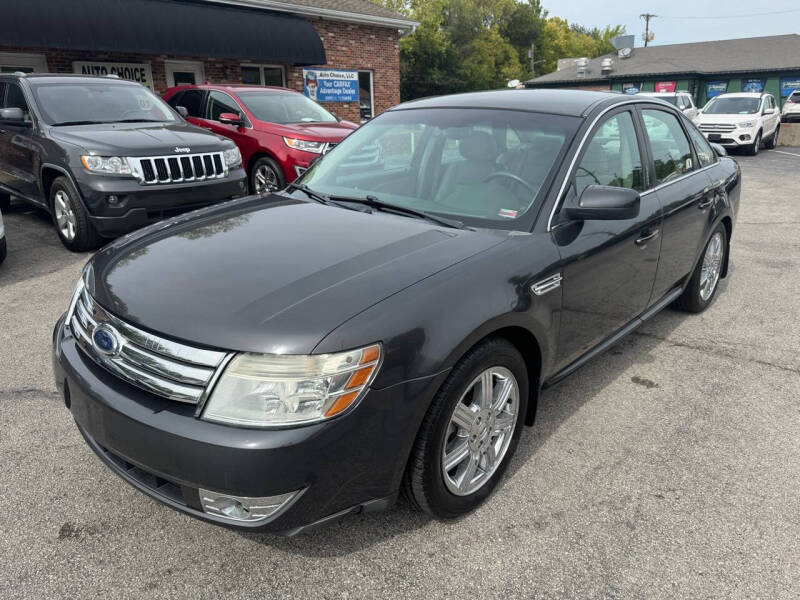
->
482, 172, 536, 195
576, 166, 601, 185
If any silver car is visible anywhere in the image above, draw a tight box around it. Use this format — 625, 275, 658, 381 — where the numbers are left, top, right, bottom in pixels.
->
639, 92, 700, 120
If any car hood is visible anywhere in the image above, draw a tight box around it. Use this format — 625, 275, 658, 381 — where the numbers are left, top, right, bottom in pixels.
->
696, 113, 759, 125
255, 120, 358, 141
87, 196, 506, 355
50, 122, 231, 156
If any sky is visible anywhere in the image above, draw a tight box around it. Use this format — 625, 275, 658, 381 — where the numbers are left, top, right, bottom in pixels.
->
543, 0, 800, 47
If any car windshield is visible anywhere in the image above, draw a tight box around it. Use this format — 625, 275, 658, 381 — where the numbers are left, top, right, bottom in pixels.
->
296, 107, 580, 229
237, 91, 338, 124
703, 97, 760, 114
788, 92, 800, 103
32, 81, 177, 125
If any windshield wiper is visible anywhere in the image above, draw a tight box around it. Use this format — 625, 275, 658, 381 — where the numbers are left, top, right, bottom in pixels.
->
332, 194, 465, 229
52, 120, 108, 126
115, 119, 167, 123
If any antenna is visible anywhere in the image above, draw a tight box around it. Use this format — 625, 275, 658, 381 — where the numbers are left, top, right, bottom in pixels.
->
640, 13, 657, 47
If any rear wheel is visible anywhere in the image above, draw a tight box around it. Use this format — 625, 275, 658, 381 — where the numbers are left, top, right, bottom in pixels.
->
50, 176, 103, 252
746, 131, 761, 155
674, 223, 727, 313
403, 337, 528, 518
250, 156, 284, 195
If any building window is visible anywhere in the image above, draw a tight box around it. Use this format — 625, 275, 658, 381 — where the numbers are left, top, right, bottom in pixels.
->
358, 70, 374, 122
241, 64, 286, 87
165, 60, 205, 88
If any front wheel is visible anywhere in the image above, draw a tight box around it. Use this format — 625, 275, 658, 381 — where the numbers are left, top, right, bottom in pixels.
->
403, 337, 529, 518
766, 125, 779, 149
250, 156, 284, 195
674, 224, 727, 313
50, 176, 103, 252
747, 131, 761, 156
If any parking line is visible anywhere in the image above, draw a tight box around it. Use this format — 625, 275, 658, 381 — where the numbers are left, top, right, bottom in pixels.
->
769, 149, 800, 158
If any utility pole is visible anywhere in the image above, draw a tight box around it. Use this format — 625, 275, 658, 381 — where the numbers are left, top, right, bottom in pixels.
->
640, 13, 657, 47
528, 42, 535, 77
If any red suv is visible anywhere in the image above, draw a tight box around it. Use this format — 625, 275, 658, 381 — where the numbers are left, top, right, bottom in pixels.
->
163, 84, 358, 194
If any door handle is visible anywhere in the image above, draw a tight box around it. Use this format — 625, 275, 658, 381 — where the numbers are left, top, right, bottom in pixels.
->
698, 197, 714, 209
635, 229, 659, 246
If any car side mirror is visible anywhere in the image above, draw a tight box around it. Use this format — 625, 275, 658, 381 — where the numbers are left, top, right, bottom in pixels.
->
764, 108, 776, 115
709, 142, 727, 157
175, 105, 189, 119
0, 107, 26, 123
219, 112, 243, 126
564, 185, 640, 221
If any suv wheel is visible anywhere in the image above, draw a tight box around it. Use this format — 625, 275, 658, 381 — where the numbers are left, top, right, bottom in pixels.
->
766, 125, 779, 149
747, 131, 761, 156
250, 157, 284, 195
674, 224, 727, 313
403, 337, 529, 518
50, 176, 102, 252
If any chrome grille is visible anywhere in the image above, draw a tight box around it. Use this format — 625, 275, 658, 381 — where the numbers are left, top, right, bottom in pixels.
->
67, 282, 229, 404
128, 152, 228, 185
699, 123, 736, 133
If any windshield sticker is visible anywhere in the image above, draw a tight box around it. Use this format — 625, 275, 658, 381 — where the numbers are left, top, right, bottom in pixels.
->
498, 209, 518, 219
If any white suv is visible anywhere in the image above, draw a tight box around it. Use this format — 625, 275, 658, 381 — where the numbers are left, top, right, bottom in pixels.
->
695, 92, 781, 155
639, 91, 700, 120
782, 91, 800, 123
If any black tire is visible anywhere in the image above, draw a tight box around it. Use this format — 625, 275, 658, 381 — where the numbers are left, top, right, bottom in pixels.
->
249, 156, 285, 195
403, 337, 529, 518
674, 223, 727, 313
0, 192, 10, 212
50, 176, 103, 252
766, 125, 779, 149
746, 131, 761, 156
0, 236, 6, 265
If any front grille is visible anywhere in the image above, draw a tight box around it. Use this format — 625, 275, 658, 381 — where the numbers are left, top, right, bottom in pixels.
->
67, 282, 229, 404
129, 152, 228, 185
699, 123, 736, 133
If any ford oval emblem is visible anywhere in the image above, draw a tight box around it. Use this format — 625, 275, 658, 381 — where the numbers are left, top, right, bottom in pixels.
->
92, 324, 120, 356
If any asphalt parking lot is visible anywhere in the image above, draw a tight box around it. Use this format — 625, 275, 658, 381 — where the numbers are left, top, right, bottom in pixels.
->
1, 149, 799, 599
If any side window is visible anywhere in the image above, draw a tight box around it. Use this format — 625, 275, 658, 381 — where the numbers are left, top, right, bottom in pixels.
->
208, 91, 240, 121
575, 111, 643, 196
641, 109, 695, 185
166, 91, 183, 108
175, 89, 205, 118
685, 123, 715, 168
5, 83, 31, 120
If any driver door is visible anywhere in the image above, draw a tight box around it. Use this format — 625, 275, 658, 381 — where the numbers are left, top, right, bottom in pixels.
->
552, 108, 663, 369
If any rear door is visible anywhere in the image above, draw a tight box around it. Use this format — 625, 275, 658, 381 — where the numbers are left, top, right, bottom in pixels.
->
642, 106, 714, 300
552, 107, 663, 369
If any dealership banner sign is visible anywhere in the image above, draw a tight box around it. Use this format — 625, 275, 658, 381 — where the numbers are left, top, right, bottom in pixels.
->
655, 81, 676, 93
302, 69, 358, 103
622, 82, 644, 94
780, 77, 800, 97
73, 61, 153, 90
706, 81, 728, 98
741, 79, 765, 93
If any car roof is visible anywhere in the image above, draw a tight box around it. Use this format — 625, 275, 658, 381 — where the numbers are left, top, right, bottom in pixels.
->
391, 89, 630, 117
0, 73, 141, 86
166, 83, 298, 95
639, 92, 687, 96
714, 92, 768, 98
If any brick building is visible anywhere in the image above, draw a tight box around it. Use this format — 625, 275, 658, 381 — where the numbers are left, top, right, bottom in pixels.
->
0, 0, 416, 123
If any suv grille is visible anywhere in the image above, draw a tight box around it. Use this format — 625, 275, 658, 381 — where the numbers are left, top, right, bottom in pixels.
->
128, 152, 228, 185
699, 123, 736, 133
67, 283, 229, 404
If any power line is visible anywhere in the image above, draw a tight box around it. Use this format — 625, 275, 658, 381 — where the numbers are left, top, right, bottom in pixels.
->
658, 8, 800, 19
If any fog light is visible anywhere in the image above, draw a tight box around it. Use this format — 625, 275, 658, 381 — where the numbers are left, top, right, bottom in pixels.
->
740, 134, 751, 141
107, 195, 120, 205
199, 488, 301, 523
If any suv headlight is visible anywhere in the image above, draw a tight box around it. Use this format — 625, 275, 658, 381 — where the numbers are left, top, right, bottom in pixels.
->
81, 155, 132, 175
223, 146, 242, 168
202, 344, 381, 427
283, 137, 326, 154
738, 120, 756, 129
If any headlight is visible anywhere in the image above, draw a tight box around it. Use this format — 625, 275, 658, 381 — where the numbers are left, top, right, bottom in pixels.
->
202, 344, 381, 427
223, 146, 242, 168
283, 137, 326, 154
738, 120, 756, 129
81, 155, 132, 175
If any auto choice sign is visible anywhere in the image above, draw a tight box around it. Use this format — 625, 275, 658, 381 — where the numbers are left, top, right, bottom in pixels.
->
73, 62, 154, 90
303, 69, 358, 103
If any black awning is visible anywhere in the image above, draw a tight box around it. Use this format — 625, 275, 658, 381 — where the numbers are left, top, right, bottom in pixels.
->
0, 0, 326, 66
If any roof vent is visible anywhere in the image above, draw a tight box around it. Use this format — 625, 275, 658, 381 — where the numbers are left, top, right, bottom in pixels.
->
576, 57, 589, 78
601, 58, 614, 74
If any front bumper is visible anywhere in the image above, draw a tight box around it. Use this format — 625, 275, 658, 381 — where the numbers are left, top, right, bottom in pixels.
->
703, 127, 759, 147
74, 167, 247, 237
52, 316, 445, 534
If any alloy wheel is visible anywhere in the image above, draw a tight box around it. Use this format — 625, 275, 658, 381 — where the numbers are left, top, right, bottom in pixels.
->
441, 367, 520, 496
699, 231, 724, 301
254, 165, 279, 194
54, 190, 77, 241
